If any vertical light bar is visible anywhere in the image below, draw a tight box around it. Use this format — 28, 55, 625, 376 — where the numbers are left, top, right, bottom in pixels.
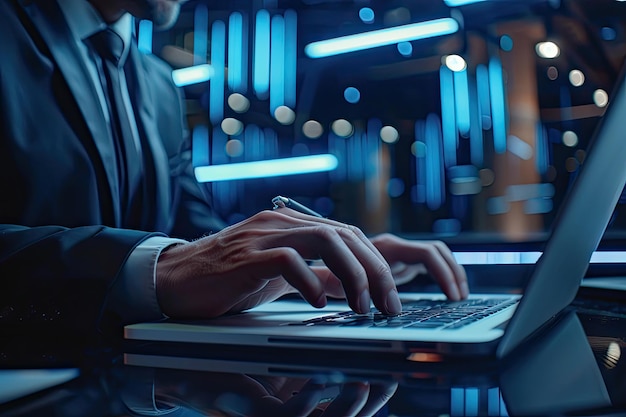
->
137, 20, 153, 54
228, 12, 245, 93
194, 4, 209, 65
440, 65, 457, 167
468, 75, 484, 166
425, 113, 445, 210
211, 126, 228, 165
476, 64, 492, 130
465, 388, 479, 416
244, 124, 262, 161
254, 10, 271, 100
454, 68, 471, 136
270, 15, 286, 114
487, 387, 501, 416
414, 120, 427, 204
489, 57, 507, 153
284, 10, 298, 108
210, 21, 226, 124
192, 125, 210, 167
535, 122, 548, 174
366, 119, 382, 211
451, 388, 465, 416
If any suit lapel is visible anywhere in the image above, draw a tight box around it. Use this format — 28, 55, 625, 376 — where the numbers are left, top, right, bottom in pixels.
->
21, 0, 122, 226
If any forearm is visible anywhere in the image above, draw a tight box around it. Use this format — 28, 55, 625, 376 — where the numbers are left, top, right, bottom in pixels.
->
0, 224, 160, 339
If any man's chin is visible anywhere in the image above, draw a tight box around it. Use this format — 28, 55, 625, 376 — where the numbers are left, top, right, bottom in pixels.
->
129, 0, 186, 30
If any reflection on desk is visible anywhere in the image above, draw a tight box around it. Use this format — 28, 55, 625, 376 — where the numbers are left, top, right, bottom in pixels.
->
1, 310, 625, 416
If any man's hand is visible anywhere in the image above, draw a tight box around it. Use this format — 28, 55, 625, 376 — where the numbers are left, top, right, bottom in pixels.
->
155, 208, 467, 319
369, 233, 469, 301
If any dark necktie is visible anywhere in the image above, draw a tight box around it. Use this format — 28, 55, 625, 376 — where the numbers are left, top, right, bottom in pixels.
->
87, 28, 143, 220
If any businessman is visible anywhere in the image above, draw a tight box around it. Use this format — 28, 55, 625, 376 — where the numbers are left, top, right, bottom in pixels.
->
0, 0, 468, 339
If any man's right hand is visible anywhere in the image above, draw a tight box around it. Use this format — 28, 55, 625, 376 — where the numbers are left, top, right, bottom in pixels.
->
155, 209, 401, 319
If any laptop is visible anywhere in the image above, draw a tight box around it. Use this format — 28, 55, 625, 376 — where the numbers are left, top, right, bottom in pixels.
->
125, 64, 626, 359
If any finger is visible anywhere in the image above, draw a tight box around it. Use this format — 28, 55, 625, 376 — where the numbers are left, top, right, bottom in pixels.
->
253, 247, 328, 308
310, 266, 346, 298
355, 381, 398, 417
432, 241, 469, 299
320, 382, 370, 417
259, 225, 399, 314
276, 208, 389, 266
373, 235, 466, 301
278, 380, 329, 417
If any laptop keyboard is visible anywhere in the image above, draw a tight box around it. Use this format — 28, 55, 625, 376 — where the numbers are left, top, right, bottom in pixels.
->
289, 298, 518, 330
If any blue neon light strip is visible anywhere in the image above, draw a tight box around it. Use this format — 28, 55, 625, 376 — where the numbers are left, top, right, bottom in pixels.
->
210, 21, 226, 124
172, 64, 213, 86
465, 388, 479, 416
489, 58, 508, 153
270, 15, 286, 114
444, 0, 487, 6
453, 251, 626, 264
284, 10, 298, 108
254, 10, 271, 99
468, 76, 483, 166
137, 20, 153, 54
228, 12, 245, 93
193, 4, 208, 65
194, 154, 339, 182
454, 68, 471, 136
425, 113, 445, 210
440, 66, 457, 168
305, 18, 459, 58
476, 64, 491, 130
192, 125, 210, 167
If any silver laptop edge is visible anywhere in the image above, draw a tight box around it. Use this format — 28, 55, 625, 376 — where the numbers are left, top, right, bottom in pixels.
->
497, 62, 626, 357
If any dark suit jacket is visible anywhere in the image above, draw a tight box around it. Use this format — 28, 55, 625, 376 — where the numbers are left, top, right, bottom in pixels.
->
0, 0, 217, 339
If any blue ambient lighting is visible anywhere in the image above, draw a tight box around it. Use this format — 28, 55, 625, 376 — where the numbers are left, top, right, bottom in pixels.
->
270, 15, 286, 114
210, 21, 226, 124
228, 12, 245, 93
284, 10, 298, 108
359, 7, 375, 24
444, 0, 487, 6
254, 10, 271, 99
454, 251, 626, 265
172, 64, 214, 86
193, 4, 208, 65
304, 18, 459, 58
194, 154, 339, 182
344, 87, 361, 103
397, 41, 413, 57
454, 68, 471, 136
192, 125, 210, 167
489, 58, 507, 153
137, 20, 153, 54
440, 66, 457, 168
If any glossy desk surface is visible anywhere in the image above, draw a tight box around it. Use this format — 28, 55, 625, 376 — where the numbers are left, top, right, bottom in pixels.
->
1, 300, 625, 417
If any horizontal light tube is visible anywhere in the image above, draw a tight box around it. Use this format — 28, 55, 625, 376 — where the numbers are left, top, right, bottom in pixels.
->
305, 18, 459, 58
194, 154, 339, 182
172, 64, 214, 86
444, 0, 487, 6
454, 251, 626, 265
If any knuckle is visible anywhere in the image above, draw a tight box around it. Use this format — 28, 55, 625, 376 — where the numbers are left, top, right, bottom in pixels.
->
374, 261, 392, 280
310, 224, 338, 241
271, 246, 301, 265
254, 209, 279, 222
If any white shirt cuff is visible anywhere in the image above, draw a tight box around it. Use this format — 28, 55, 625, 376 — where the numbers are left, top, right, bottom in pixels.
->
109, 236, 186, 324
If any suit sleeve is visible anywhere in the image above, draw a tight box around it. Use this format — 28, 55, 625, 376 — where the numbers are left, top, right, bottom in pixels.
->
0, 224, 162, 340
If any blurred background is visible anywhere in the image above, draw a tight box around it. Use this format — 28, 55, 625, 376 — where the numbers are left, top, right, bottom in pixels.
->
138, 0, 626, 250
